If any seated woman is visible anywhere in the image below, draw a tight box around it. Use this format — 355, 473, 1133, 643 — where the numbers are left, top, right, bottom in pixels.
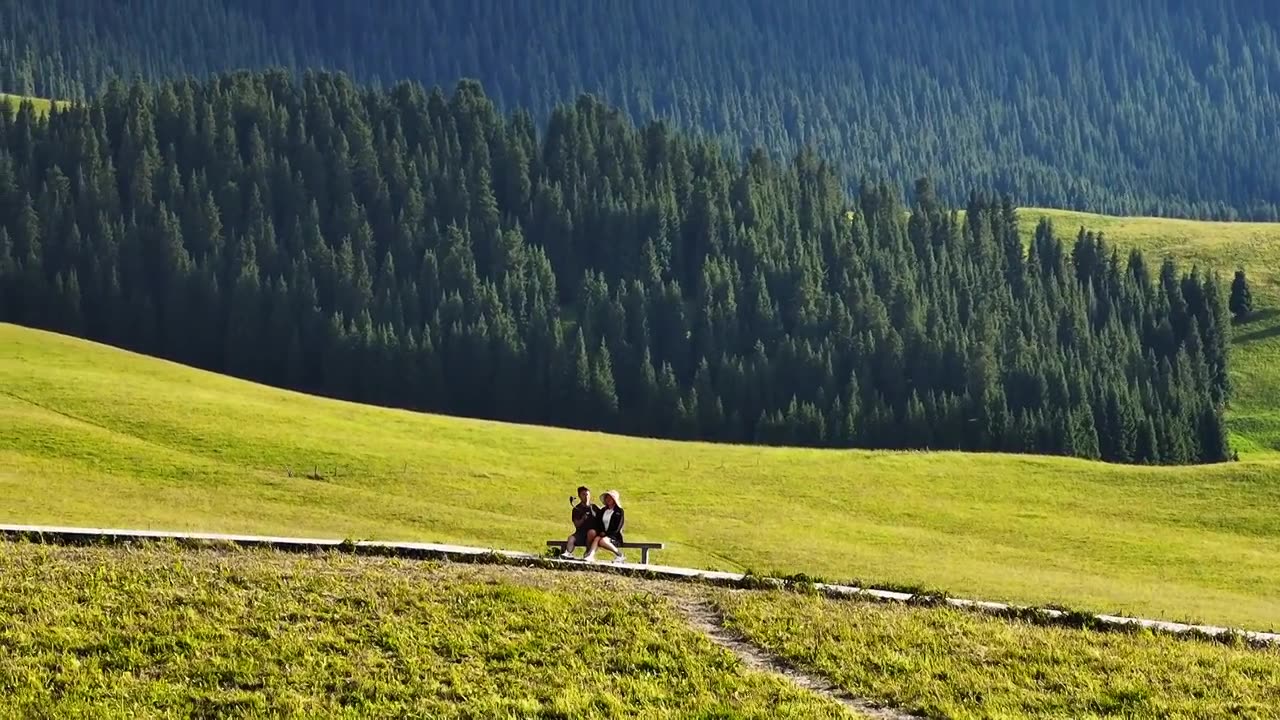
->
583, 489, 625, 563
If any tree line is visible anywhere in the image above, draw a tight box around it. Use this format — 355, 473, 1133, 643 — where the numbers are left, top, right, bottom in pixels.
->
0, 72, 1232, 464
1, 0, 1278, 220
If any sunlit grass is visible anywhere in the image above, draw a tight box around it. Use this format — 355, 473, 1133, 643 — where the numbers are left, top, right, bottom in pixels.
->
3, 323, 1280, 629
0, 93, 66, 117
718, 589, 1280, 719
0, 542, 847, 718
4, 542, 1277, 718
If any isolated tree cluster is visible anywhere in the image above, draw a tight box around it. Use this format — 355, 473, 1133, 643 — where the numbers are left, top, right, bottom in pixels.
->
0, 73, 1233, 463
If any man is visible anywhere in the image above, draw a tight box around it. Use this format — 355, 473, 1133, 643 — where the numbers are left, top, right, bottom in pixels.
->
561, 485, 598, 559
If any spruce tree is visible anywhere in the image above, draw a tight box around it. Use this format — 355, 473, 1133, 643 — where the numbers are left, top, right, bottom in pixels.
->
1229, 269, 1253, 322
590, 338, 619, 430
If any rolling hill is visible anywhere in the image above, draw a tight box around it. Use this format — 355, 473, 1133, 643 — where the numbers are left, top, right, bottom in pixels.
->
4, 5, 1280, 714
0, 77, 1277, 631
3, 322, 1279, 630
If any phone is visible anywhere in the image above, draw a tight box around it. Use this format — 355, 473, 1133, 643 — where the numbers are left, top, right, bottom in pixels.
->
569, 495, 576, 505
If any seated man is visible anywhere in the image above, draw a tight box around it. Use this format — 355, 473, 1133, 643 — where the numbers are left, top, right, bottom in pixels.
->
561, 485, 598, 559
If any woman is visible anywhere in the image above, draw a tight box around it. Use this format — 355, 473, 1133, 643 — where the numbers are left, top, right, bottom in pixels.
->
583, 489, 625, 563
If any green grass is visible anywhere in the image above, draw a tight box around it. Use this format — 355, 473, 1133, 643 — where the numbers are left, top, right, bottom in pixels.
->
1019, 208, 1280, 456
0, 93, 65, 117
4, 542, 1277, 719
0, 542, 847, 718
4, 323, 1280, 630
717, 589, 1280, 719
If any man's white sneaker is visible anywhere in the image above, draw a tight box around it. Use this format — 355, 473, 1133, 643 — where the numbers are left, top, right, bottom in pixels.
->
559, 552, 575, 560
582, 554, 596, 563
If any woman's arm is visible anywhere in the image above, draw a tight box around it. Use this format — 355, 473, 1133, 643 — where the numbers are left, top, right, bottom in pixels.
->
614, 508, 625, 535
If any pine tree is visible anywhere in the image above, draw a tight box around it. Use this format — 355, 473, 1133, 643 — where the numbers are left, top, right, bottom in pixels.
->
1070, 404, 1101, 460
590, 338, 620, 429
224, 247, 264, 380
1229, 269, 1253, 322
1197, 403, 1229, 463
0, 228, 14, 319
569, 328, 592, 428
53, 271, 83, 333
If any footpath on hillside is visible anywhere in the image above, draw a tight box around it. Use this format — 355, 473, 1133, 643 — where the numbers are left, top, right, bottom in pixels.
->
667, 593, 919, 719
2, 524, 1275, 646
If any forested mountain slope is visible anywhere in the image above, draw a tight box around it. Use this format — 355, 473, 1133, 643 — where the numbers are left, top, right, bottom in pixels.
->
1, 0, 1278, 218
0, 72, 1231, 463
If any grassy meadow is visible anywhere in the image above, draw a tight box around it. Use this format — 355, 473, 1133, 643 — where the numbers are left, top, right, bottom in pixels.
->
0, 543, 848, 718
717, 589, 1280, 719
2, 542, 1276, 719
0, 93, 65, 117
3, 323, 1280, 630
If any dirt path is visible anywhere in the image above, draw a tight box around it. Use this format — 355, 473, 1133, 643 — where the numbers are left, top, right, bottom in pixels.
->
671, 595, 922, 720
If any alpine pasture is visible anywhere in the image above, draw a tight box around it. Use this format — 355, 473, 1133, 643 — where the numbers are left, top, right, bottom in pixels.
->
4, 322, 1279, 630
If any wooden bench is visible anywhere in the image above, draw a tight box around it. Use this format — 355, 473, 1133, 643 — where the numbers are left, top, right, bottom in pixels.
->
546, 540, 665, 565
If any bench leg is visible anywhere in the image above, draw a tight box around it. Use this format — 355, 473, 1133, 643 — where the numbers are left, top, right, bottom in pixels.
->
640, 548, 650, 565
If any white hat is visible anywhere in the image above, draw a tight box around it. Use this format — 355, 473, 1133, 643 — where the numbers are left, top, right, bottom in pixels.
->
602, 489, 622, 508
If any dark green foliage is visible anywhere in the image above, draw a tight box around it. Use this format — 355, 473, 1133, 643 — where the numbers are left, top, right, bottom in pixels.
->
2, 0, 1279, 219
1230, 270, 1253, 322
0, 72, 1231, 464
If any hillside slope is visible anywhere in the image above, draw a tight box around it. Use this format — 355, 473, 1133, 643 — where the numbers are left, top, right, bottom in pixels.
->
2, 0, 1279, 217
3, 323, 1278, 628
0, 544, 848, 717
0, 73, 1235, 465
1018, 208, 1280, 455
4, 543, 1277, 718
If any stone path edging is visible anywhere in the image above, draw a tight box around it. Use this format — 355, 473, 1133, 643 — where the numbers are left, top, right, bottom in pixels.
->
1, 523, 1274, 646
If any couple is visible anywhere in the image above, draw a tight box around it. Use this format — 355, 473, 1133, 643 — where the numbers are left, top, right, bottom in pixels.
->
562, 486, 626, 563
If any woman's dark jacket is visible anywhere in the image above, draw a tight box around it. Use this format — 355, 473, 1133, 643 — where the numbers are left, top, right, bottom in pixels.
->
595, 507, 625, 542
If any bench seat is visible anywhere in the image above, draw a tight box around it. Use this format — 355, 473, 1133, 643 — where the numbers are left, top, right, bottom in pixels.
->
546, 539, 665, 564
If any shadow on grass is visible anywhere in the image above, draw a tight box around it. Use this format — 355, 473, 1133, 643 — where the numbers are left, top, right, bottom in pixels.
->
1232, 308, 1280, 344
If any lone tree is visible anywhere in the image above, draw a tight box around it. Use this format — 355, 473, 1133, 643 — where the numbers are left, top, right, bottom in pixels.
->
1229, 269, 1253, 321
